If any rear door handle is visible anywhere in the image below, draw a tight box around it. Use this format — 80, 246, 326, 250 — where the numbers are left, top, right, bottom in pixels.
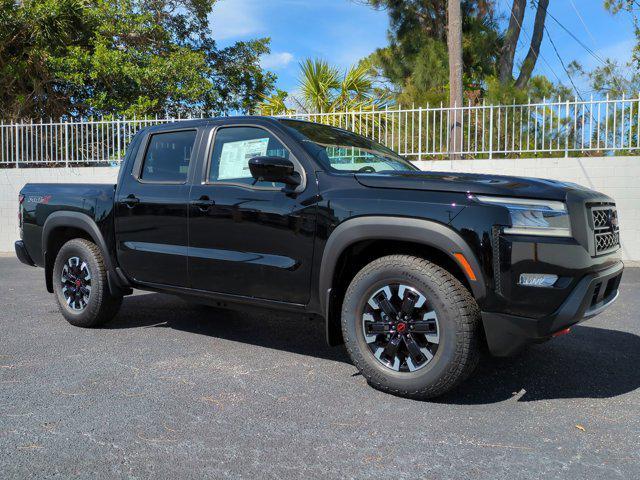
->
122, 194, 139, 208
190, 196, 215, 211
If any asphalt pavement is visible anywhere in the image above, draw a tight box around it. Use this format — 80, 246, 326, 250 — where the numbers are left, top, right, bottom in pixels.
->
1, 257, 639, 479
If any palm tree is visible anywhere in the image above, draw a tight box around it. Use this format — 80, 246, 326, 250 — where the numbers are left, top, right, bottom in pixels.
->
297, 59, 388, 137
298, 59, 340, 113
257, 58, 386, 138
298, 58, 377, 113
256, 89, 292, 116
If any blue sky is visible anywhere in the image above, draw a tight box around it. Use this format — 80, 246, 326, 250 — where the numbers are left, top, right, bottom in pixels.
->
209, 0, 636, 97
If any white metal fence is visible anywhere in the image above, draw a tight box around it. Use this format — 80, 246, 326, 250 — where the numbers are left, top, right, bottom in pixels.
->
2, 96, 639, 167
0, 117, 173, 167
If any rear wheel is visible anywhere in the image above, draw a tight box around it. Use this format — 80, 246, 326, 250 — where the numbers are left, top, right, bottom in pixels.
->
53, 239, 122, 327
341, 255, 480, 399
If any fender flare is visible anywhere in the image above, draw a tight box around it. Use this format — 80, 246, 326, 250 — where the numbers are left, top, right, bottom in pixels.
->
42, 211, 128, 295
318, 216, 486, 320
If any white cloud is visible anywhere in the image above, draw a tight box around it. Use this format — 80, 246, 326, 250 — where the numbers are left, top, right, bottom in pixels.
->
209, 0, 264, 41
261, 52, 295, 70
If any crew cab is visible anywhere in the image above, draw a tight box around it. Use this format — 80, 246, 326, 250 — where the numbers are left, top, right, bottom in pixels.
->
15, 117, 624, 399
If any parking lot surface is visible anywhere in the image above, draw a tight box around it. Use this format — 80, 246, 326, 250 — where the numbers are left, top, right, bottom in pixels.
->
1, 257, 639, 479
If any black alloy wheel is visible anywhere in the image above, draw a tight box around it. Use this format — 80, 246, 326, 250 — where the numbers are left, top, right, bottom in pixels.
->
60, 256, 92, 311
362, 284, 439, 372
53, 238, 122, 327
341, 255, 481, 399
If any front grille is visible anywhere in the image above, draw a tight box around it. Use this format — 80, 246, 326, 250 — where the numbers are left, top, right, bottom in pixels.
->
590, 204, 620, 255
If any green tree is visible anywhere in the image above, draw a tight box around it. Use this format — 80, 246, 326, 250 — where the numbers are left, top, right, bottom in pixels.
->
259, 58, 381, 114
568, 59, 639, 98
500, 0, 549, 89
297, 58, 380, 113
363, 0, 501, 105
604, 0, 635, 13
604, 0, 640, 78
257, 89, 292, 115
362, 0, 556, 104
0, 0, 275, 119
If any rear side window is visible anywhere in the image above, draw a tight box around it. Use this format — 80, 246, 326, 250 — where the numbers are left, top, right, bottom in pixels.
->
140, 130, 197, 182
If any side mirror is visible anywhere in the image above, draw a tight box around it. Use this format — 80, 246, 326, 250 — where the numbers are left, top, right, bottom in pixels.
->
248, 156, 301, 187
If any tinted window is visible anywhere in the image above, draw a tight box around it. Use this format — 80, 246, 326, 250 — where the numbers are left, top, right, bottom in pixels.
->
278, 119, 417, 173
140, 130, 197, 182
209, 127, 290, 188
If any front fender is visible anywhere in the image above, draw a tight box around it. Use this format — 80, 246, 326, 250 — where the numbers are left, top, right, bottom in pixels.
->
318, 216, 487, 320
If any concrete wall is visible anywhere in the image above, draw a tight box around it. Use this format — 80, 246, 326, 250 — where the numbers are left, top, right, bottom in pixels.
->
1, 156, 639, 260
0, 167, 119, 253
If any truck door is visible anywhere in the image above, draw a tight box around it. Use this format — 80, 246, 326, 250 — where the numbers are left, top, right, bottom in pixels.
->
115, 127, 201, 287
188, 123, 317, 304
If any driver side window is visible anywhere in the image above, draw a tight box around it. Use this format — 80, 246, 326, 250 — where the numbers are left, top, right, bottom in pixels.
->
209, 126, 290, 188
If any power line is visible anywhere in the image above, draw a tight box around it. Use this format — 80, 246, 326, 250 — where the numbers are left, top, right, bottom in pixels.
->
532, 0, 607, 67
533, 0, 628, 93
543, 24, 584, 100
568, 0, 632, 90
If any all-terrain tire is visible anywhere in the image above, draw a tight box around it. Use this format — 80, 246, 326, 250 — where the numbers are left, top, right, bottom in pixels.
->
341, 255, 481, 399
52, 238, 122, 327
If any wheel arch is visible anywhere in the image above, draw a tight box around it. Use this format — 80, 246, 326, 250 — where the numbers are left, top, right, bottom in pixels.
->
319, 216, 486, 346
42, 211, 128, 296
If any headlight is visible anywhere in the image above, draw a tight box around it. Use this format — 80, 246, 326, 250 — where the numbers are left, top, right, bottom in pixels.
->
475, 195, 572, 237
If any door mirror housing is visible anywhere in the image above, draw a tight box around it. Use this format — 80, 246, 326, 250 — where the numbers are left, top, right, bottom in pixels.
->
249, 156, 301, 187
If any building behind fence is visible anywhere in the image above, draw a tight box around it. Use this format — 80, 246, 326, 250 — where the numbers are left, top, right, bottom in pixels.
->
2, 96, 639, 167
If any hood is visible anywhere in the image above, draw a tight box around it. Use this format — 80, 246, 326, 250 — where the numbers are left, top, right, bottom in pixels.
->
355, 170, 595, 201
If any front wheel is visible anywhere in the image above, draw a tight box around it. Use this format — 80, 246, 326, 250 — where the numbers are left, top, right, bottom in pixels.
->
341, 255, 481, 399
52, 238, 122, 327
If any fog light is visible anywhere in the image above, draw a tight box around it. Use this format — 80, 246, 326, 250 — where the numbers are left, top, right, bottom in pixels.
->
518, 273, 558, 288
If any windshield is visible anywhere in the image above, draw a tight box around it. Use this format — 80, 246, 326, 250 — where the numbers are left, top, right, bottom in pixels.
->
278, 119, 418, 173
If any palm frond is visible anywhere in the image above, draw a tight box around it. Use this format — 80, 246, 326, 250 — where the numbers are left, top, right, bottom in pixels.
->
298, 58, 340, 113
341, 61, 373, 102
256, 89, 291, 115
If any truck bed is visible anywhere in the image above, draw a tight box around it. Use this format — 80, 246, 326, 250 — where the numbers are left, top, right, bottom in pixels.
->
19, 183, 117, 268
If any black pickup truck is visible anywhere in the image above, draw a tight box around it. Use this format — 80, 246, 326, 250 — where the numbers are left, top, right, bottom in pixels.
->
15, 117, 623, 398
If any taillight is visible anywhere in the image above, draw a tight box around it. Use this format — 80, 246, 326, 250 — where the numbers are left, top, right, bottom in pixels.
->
552, 327, 571, 337
18, 194, 24, 204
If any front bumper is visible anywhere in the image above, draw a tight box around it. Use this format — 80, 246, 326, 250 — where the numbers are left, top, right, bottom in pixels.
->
482, 261, 623, 356
15, 240, 35, 267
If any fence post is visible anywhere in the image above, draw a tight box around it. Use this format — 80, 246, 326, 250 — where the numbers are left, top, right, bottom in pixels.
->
488, 104, 494, 159
418, 106, 423, 161
565, 99, 570, 158
117, 118, 122, 163
15, 121, 20, 168
385, 104, 389, 146
64, 120, 69, 168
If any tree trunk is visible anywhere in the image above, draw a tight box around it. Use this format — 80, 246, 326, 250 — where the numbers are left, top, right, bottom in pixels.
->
499, 0, 526, 84
515, 0, 548, 89
447, 0, 463, 159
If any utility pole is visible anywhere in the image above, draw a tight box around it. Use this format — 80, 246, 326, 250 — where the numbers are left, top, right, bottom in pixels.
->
447, 0, 463, 160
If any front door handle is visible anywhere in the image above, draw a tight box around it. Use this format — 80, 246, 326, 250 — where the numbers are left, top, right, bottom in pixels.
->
190, 196, 215, 211
122, 194, 139, 208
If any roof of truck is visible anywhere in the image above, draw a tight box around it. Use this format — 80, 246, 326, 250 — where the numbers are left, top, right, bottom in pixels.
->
143, 116, 297, 131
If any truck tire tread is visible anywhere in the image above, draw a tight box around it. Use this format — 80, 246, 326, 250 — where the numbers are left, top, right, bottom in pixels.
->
53, 238, 122, 327
341, 254, 480, 399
